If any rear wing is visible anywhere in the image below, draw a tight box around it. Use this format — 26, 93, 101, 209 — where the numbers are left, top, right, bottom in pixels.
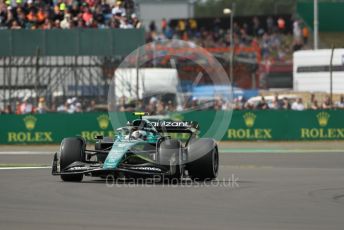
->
131, 112, 199, 134
150, 121, 199, 134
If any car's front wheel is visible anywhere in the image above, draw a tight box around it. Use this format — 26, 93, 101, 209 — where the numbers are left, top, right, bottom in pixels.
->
59, 137, 86, 182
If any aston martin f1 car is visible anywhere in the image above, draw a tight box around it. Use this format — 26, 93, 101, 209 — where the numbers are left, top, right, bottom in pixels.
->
52, 112, 219, 182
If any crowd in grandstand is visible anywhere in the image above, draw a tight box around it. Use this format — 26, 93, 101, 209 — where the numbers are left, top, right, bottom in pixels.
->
0, 0, 140, 29
0, 0, 308, 63
146, 16, 309, 62
0, 96, 98, 114
232, 94, 344, 111
0, 1, 325, 115
2, 94, 344, 115
0, 0, 308, 57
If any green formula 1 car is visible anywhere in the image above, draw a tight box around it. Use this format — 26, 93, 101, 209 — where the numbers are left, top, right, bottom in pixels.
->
52, 112, 219, 182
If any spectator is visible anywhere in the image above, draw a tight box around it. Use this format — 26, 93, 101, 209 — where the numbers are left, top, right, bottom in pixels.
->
18, 96, 33, 114
270, 94, 281, 110
335, 95, 344, 109
214, 97, 223, 110
322, 96, 332, 109
306, 93, 316, 109
5, 6, 14, 27
293, 20, 302, 42
37, 7, 46, 24
10, 20, 21, 29
86, 100, 97, 112
57, 101, 68, 112
52, 5, 64, 22
233, 98, 243, 110
161, 18, 167, 32
17, 9, 27, 28
0, 104, 12, 114
70, 2, 80, 20
75, 102, 83, 112
112, 1, 125, 18
53, 19, 61, 29
131, 13, 141, 28
145, 97, 156, 115
244, 101, 254, 110
94, 6, 105, 27
4, 104, 13, 114
82, 7, 93, 27
177, 19, 186, 36
36, 97, 50, 114
256, 96, 269, 110
166, 100, 175, 112
60, 13, 71, 29
252, 16, 264, 36
120, 17, 133, 29
42, 18, 52, 29
302, 25, 309, 45
277, 17, 285, 33
281, 97, 291, 110
156, 101, 165, 114
310, 100, 319, 110
66, 98, 77, 113
149, 20, 156, 32
266, 16, 274, 34
293, 20, 303, 51
291, 98, 305, 111
189, 18, 197, 35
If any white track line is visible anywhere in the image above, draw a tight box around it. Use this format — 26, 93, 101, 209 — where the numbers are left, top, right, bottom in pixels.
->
221, 149, 344, 153
0, 166, 51, 170
0, 151, 52, 155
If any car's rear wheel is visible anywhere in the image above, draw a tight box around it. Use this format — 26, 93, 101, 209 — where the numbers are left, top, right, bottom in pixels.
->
187, 139, 219, 181
60, 137, 86, 182
158, 139, 183, 183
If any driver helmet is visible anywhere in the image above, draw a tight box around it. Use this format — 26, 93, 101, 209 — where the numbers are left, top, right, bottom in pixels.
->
131, 130, 148, 140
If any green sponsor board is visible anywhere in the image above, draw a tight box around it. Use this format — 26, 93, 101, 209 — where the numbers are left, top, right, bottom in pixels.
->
0, 110, 343, 144
225, 110, 344, 141
0, 113, 118, 144
287, 111, 344, 140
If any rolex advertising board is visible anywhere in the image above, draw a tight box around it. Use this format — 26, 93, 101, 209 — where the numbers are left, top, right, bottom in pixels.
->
0, 111, 344, 144
0, 113, 117, 144
224, 110, 344, 141
288, 111, 344, 140
226, 111, 276, 140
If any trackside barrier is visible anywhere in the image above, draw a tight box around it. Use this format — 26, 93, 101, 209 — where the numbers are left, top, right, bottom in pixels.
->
0, 110, 343, 144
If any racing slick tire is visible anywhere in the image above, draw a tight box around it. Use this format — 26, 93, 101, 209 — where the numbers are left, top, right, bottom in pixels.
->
60, 137, 86, 182
187, 139, 219, 181
158, 139, 183, 183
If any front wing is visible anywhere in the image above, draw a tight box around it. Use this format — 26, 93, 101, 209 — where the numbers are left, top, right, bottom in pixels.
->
51, 153, 171, 178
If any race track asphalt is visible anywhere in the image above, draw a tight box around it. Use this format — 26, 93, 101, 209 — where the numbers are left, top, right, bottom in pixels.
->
0, 143, 344, 230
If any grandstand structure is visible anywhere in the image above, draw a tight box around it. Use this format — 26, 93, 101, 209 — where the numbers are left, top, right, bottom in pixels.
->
0, 29, 145, 109
1, 0, 343, 112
